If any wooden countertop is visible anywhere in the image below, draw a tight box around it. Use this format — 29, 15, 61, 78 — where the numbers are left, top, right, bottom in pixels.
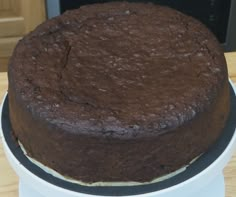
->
0, 52, 236, 197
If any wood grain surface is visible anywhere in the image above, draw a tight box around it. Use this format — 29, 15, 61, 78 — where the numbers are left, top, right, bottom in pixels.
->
0, 0, 46, 72
0, 52, 236, 197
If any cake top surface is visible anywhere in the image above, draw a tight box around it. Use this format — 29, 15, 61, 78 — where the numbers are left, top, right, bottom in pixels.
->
9, 2, 227, 139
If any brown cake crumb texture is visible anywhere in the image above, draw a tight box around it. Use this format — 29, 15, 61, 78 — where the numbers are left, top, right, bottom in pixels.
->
8, 2, 229, 183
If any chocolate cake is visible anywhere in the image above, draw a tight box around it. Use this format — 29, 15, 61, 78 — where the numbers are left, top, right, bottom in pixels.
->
8, 2, 229, 184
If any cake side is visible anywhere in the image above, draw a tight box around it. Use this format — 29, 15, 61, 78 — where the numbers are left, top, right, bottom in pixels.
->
8, 80, 229, 183
8, 2, 230, 183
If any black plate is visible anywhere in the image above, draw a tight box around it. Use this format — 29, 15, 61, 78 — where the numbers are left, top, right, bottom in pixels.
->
2, 84, 236, 196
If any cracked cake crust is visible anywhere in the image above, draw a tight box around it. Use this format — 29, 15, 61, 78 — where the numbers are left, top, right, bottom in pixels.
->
8, 2, 229, 183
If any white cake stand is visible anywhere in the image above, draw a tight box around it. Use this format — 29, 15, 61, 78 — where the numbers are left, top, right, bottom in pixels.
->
1, 80, 236, 197
17, 173, 225, 197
